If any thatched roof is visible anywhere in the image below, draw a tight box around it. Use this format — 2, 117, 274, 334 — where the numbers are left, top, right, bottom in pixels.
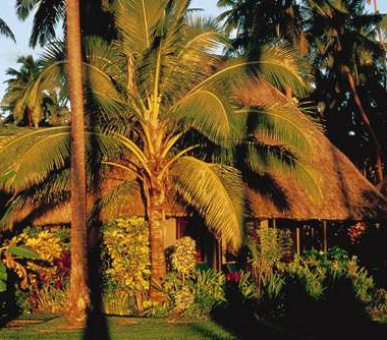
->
2, 82, 387, 227
241, 81, 387, 221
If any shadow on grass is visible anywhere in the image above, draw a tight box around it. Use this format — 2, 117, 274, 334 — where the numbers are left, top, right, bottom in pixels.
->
83, 231, 110, 340
211, 282, 387, 340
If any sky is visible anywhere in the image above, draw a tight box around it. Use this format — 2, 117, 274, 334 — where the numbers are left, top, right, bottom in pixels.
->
0, 0, 386, 100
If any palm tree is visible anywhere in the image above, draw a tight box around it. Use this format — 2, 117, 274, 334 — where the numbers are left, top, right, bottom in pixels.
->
15, 0, 115, 47
0, 17, 15, 41
66, 0, 90, 325
217, 0, 306, 54
0, 0, 319, 303
367, 0, 385, 49
41, 91, 70, 125
1, 56, 42, 127
304, 0, 385, 182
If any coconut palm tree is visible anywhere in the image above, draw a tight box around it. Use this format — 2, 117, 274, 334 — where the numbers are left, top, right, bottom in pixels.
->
0, 17, 15, 41
65, 0, 90, 325
304, 0, 386, 182
1, 56, 43, 127
15, 0, 115, 47
0, 0, 320, 303
217, 0, 306, 54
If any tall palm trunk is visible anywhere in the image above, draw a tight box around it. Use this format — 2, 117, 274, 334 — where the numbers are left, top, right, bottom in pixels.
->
147, 184, 167, 303
347, 72, 384, 182
66, 0, 90, 325
371, 0, 386, 50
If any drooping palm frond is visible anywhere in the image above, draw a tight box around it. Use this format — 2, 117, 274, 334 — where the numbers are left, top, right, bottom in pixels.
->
89, 178, 141, 220
0, 18, 16, 42
171, 156, 244, 251
0, 127, 129, 191
246, 143, 323, 199
257, 45, 312, 97
0, 168, 70, 231
239, 103, 320, 155
168, 88, 245, 146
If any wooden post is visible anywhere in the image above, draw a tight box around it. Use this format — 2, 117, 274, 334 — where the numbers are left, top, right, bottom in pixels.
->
296, 227, 301, 255
323, 221, 328, 254
311, 227, 315, 251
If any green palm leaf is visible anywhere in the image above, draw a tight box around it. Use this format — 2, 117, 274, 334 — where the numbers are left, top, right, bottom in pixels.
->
0, 17, 16, 42
171, 156, 244, 252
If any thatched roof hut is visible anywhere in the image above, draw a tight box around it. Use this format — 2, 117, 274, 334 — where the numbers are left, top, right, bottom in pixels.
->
240, 82, 387, 221
2, 81, 387, 227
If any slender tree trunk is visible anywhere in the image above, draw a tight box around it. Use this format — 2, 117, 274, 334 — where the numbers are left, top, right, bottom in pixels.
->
372, 0, 386, 50
66, 0, 90, 326
147, 186, 167, 303
27, 110, 32, 127
347, 72, 384, 182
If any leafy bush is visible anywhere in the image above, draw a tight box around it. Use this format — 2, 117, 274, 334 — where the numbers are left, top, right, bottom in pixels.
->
0, 234, 41, 292
246, 227, 292, 294
237, 271, 258, 300
170, 237, 196, 277
102, 217, 150, 314
102, 290, 134, 316
161, 237, 226, 318
189, 269, 226, 314
367, 288, 387, 322
30, 287, 69, 314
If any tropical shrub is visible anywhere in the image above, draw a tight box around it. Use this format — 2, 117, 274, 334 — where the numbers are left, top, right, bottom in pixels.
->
0, 234, 41, 292
102, 290, 135, 316
287, 255, 326, 300
102, 217, 150, 314
367, 288, 387, 322
237, 271, 258, 300
170, 237, 196, 278
3, 226, 70, 314
30, 287, 69, 314
246, 227, 292, 294
189, 269, 226, 315
159, 237, 226, 318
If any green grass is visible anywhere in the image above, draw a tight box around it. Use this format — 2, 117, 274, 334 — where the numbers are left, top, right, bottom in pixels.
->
0, 315, 237, 340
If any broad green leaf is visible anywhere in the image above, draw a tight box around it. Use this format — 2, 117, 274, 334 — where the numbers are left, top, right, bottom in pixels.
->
0, 262, 7, 292
9, 246, 40, 259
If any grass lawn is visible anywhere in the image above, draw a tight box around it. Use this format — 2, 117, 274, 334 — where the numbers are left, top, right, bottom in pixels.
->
0, 315, 237, 340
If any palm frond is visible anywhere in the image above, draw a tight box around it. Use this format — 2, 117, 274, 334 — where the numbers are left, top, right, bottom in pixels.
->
0, 128, 128, 191
169, 89, 238, 146
171, 156, 244, 252
28, 0, 65, 47
0, 18, 16, 42
114, 0, 164, 55
89, 179, 140, 220
258, 45, 311, 97
246, 144, 323, 200
238, 104, 319, 154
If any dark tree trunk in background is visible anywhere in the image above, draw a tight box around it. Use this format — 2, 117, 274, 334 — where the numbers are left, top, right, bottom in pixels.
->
347, 72, 384, 182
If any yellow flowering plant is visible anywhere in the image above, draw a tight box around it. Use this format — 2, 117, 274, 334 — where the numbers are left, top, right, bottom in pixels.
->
102, 217, 150, 314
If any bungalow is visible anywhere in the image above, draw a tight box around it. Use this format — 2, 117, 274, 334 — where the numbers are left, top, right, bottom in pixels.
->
2, 81, 387, 270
